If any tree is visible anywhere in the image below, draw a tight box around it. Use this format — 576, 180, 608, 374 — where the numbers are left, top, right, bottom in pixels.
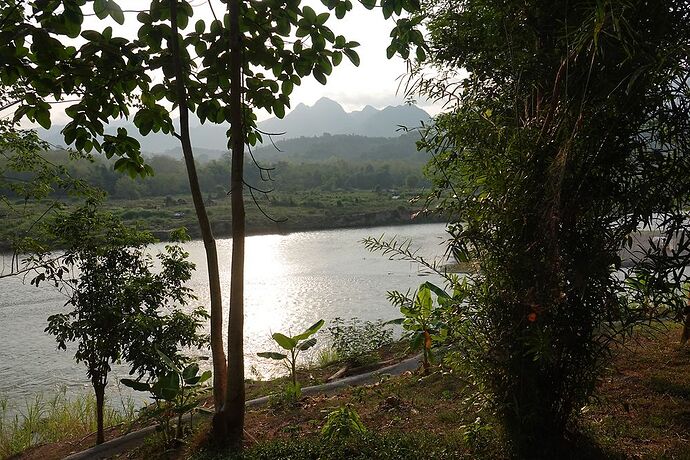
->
35, 205, 208, 445
1, 0, 426, 448
411, 0, 690, 456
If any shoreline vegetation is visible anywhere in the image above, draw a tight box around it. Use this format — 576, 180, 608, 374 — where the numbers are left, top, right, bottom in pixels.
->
0, 190, 444, 253
4, 325, 690, 459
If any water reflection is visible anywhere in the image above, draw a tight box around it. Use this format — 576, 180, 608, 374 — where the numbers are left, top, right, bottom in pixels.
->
0, 223, 448, 414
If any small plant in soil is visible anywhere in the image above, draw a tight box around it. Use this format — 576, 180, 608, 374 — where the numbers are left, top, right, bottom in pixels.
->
258, 320, 324, 401
321, 404, 367, 442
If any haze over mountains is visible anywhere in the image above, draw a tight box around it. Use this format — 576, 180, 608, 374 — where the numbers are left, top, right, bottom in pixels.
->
38, 98, 431, 159
258, 97, 430, 139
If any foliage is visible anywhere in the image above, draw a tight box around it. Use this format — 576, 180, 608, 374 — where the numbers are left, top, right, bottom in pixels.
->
2, 0, 425, 446
0, 114, 95, 257
258, 320, 324, 392
386, 282, 451, 373
0, 148, 427, 201
35, 203, 208, 443
267, 382, 304, 410
320, 404, 367, 442
122, 349, 211, 444
327, 317, 393, 366
1, 0, 425, 174
402, 0, 690, 457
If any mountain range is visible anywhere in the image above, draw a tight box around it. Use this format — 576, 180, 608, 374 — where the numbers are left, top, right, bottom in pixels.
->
38, 98, 431, 157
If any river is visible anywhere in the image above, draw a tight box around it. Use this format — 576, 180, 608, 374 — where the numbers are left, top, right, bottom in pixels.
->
0, 222, 448, 416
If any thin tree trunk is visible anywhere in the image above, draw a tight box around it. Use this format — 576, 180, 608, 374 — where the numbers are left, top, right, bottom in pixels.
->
224, 0, 246, 449
93, 380, 105, 445
168, 0, 227, 414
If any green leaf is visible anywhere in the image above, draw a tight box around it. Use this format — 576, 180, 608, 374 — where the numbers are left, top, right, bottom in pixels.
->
272, 333, 297, 350
120, 378, 150, 392
153, 372, 181, 401
361, 0, 376, 9
197, 370, 212, 384
195, 19, 205, 34
156, 348, 182, 374
281, 79, 294, 96
417, 285, 432, 317
420, 282, 450, 301
343, 49, 360, 66
386, 44, 396, 59
182, 363, 199, 382
108, 0, 125, 25
316, 12, 330, 25
93, 0, 108, 19
273, 101, 286, 118
34, 107, 51, 129
313, 68, 327, 85
332, 51, 343, 66
293, 319, 325, 340
302, 6, 317, 23
298, 337, 317, 351
384, 317, 404, 325
257, 351, 288, 360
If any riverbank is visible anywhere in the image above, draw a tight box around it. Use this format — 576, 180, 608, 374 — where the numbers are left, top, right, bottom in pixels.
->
8, 325, 690, 459
0, 190, 444, 252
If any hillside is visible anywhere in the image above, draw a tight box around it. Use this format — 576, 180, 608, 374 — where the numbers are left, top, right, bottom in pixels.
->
252, 132, 428, 164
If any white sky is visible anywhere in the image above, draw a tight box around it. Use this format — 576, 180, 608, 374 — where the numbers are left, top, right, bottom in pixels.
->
34, 0, 443, 126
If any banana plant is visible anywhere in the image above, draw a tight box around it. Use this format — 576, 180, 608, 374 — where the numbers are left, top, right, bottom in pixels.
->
121, 349, 211, 442
258, 319, 325, 389
387, 282, 451, 374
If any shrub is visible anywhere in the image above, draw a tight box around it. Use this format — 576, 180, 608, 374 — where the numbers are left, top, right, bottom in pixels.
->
327, 317, 393, 366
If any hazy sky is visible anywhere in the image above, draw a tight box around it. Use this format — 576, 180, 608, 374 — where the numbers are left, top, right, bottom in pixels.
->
23, 0, 443, 126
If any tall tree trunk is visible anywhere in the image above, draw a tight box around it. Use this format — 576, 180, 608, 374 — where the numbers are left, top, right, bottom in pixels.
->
224, 0, 246, 448
93, 378, 105, 445
168, 0, 227, 413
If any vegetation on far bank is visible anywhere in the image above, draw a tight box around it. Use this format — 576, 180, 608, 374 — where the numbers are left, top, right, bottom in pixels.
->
0, 188, 439, 251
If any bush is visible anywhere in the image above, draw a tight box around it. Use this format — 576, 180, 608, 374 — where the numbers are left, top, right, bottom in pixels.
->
327, 317, 393, 366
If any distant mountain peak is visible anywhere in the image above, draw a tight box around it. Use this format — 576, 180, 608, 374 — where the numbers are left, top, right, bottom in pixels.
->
258, 98, 431, 140
314, 96, 340, 106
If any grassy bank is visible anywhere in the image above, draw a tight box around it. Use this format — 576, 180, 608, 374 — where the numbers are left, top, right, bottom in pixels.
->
0, 388, 136, 459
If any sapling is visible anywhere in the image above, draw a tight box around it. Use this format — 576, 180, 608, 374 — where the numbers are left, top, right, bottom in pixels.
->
258, 320, 325, 392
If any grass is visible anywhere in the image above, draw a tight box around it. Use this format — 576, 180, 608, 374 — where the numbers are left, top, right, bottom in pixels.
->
0, 387, 136, 459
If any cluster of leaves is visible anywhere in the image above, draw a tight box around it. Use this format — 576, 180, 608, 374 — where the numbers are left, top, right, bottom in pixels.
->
219, 431, 469, 460
122, 349, 211, 445
386, 282, 452, 373
320, 404, 367, 442
326, 317, 393, 366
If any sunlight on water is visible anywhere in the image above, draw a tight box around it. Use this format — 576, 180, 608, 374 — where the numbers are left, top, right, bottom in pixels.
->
0, 223, 447, 416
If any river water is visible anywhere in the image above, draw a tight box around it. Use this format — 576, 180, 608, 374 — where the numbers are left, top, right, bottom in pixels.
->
0, 223, 448, 416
